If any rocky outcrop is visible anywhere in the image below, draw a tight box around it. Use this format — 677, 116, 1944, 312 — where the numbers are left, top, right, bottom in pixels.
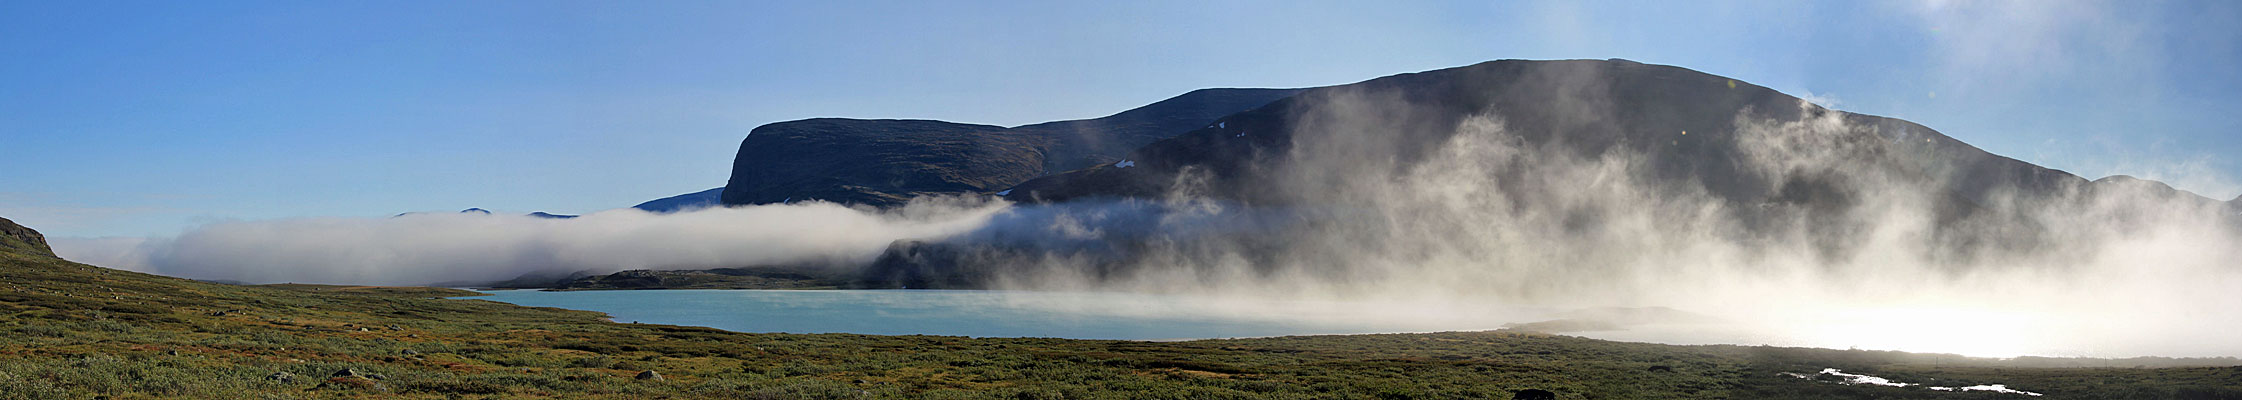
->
0, 217, 54, 257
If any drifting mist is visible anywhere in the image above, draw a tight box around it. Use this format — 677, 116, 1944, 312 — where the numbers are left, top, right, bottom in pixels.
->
70, 199, 1006, 286
945, 88, 2242, 358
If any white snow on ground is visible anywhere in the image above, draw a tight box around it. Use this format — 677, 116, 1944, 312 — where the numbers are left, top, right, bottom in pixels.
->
1931, 385, 2043, 396
1217, 121, 1226, 129
1236, 132, 1246, 137
1114, 160, 1136, 168
1785, 369, 2042, 396
995, 190, 1011, 196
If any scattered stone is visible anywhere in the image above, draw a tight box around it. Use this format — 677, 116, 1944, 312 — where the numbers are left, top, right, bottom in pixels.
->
331, 368, 362, 378
1513, 389, 1557, 400
400, 349, 419, 355
854, 379, 868, 384
365, 374, 387, 380
163, 349, 179, 356
635, 370, 664, 381
267, 372, 295, 383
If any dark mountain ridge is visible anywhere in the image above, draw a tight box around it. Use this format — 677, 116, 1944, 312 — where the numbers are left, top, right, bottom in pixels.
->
633, 187, 723, 213
718, 88, 1303, 207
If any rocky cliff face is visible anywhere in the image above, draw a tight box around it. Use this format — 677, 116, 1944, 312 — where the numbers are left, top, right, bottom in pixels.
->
0, 217, 55, 257
719, 88, 1302, 208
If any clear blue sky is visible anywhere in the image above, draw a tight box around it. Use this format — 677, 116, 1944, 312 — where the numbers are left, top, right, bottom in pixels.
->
4, 0, 2238, 238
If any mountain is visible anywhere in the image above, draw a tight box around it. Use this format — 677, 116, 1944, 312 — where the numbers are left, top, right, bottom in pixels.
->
1003, 59, 2232, 249
527, 211, 578, 219
0, 216, 53, 257
633, 187, 723, 213
719, 88, 1303, 207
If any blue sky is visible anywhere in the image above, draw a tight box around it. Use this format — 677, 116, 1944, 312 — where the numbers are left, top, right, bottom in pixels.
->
3, 0, 2238, 238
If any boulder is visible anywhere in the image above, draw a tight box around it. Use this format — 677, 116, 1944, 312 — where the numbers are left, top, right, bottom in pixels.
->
1513, 389, 1557, 400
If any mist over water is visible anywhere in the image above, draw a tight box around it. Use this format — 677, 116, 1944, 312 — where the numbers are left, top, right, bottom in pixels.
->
55, 85, 2242, 359
69, 199, 1008, 286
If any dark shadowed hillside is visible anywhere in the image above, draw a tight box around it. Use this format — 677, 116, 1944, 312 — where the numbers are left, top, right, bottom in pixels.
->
0, 216, 53, 257
720, 88, 1302, 207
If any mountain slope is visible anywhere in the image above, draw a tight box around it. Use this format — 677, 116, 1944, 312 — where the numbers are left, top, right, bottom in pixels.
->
0, 216, 53, 257
720, 88, 1302, 207
632, 187, 723, 213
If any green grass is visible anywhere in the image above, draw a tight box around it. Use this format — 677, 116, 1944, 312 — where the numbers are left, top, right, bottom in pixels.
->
2, 248, 2238, 399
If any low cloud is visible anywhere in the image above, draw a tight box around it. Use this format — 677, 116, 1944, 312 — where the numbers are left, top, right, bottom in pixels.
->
80, 198, 1006, 286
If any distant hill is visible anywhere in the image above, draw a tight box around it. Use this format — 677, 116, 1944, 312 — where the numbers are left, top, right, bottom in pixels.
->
393, 208, 574, 218
720, 88, 1302, 207
632, 187, 723, 213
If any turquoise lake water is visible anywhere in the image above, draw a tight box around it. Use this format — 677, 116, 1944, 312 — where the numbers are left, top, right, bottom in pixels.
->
471, 289, 1515, 340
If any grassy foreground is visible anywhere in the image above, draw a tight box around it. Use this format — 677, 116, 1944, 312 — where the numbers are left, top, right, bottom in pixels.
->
3, 249, 2240, 399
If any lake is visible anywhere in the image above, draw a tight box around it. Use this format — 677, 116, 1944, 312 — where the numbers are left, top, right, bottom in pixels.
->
467, 289, 2166, 358
470, 289, 1535, 340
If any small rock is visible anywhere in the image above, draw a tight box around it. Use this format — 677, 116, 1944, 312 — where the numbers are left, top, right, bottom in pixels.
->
854, 379, 868, 384
1513, 389, 1557, 400
267, 372, 296, 383
365, 374, 387, 380
635, 370, 664, 381
164, 349, 179, 356
400, 349, 419, 355
331, 368, 362, 378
